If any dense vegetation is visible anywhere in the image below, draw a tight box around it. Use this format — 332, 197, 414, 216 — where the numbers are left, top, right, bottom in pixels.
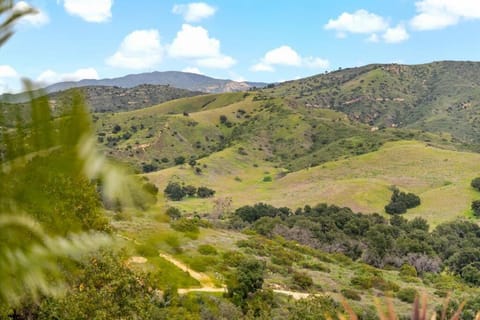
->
232, 202, 480, 286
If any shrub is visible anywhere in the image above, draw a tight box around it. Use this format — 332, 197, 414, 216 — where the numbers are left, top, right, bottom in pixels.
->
472, 200, 480, 217
182, 185, 197, 197
471, 177, 480, 191
299, 261, 330, 273
170, 218, 199, 233
164, 182, 186, 201
341, 289, 361, 301
174, 156, 186, 165
292, 272, 313, 290
112, 124, 121, 133
350, 275, 373, 289
197, 186, 215, 198
397, 288, 418, 303
399, 263, 418, 278
166, 207, 181, 220
263, 176, 272, 182
198, 244, 218, 255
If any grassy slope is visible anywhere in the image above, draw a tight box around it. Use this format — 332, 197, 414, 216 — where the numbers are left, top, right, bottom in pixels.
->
270, 61, 480, 146
147, 140, 480, 226
112, 210, 478, 317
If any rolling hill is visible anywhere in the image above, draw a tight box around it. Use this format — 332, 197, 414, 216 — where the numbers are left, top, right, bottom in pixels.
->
270, 61, 480, 145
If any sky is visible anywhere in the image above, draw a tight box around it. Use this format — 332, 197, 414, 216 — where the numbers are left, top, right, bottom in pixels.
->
1, 0, 480, 93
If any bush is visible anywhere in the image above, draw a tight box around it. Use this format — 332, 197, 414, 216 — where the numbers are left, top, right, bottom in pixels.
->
164, 182, 186, 201
170, 218, 199, 233
471, 177, 480, 191
299, 261, 331, 273
385, 188, 420, 214
197, 186, 215, 198
472, 200, 480, 217
174, 156, 186, 165
166, 207, 181, 220
341, 289, 361, 301
397, 288, 418, 303
292, 272, 313, 290
399, 263, 418, 278
182, 185, 197, 197
263, 176, 272, 182
198, 244, 218, 255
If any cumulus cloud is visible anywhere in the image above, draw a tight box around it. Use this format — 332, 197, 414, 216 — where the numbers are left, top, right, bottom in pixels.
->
0, 65, 21, 93
182, 67, 203, 74
61, 0, 113, 23
36, 67, 99, 84
13, 1, 49, 27
250, 46, 329, 72
410, 0, 480, 30
382, 25, 410, 43
169, 24, 236, 69
325, 9, 388, 36
106, 29, 163, 69
172, 2, 216, 22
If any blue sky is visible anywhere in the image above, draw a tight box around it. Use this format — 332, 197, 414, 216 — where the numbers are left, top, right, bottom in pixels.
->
1, 0, 480, 93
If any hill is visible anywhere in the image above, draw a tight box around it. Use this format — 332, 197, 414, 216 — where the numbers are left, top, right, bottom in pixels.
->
48, 84, 203, 113
270, 61, 480, 145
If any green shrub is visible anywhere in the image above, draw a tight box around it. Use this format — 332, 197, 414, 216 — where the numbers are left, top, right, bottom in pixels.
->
399, 263, 418, 278
170, 218, 199, 233
197, 186, 216, 198
299, 260, 331, 273
292, 272, 314, 290
472, 200, 480, 217
397, 288, 418, 303
166, 207, 181, 220
350, 275, 373, 289
341, 289, 361, 301
263, 176, 272, 182
471, 177, 480, 191
164, 182, 186, 201
198, 244, 218, 255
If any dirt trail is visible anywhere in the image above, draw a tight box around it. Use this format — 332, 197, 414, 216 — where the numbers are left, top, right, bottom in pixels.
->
159, 252, 218, 288
159, 252, 319, 300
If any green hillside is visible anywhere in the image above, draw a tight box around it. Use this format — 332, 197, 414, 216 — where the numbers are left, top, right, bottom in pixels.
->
270, 61, 480, 145
146, 140, 480, 226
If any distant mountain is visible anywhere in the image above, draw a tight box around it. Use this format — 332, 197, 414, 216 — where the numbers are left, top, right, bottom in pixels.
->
0, 71, 267, 104
270, 61, 480, 144
45, 71, 266, 94
48, 84, 203, 113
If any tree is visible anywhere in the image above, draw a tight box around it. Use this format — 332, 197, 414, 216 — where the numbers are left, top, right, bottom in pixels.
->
164, 182, 186, 201
471, 177, 480, 191
166, 207, 181, 220
182, 185, 197, 197
472, 200, 480, 217
174, 156, 186, 165
226, 259, 265, 306
197, 186, 215, 198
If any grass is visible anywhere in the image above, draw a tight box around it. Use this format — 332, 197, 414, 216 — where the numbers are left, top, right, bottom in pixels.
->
147, 140, 480, 226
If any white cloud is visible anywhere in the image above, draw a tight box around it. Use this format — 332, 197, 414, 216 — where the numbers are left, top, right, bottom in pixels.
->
182, 67, 203, 74
0, 65, 22, 94
0, 65, 18, 78
382, 25, 410, 43
36, 67, 99, 85
263, 45, 302, 66
62, 0, 113, 23
251, 62, 275, 72
303, 57, 330, 69
169, 24, 220, 58
169, 24, 236, 69
106, 29, 163, 69
13, 1, 49, 27
325, 9, 388, 35
197, 55, 236, 69
250, 46, 329, 72
172, 2, 216, 22
410, 0, 480, 30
